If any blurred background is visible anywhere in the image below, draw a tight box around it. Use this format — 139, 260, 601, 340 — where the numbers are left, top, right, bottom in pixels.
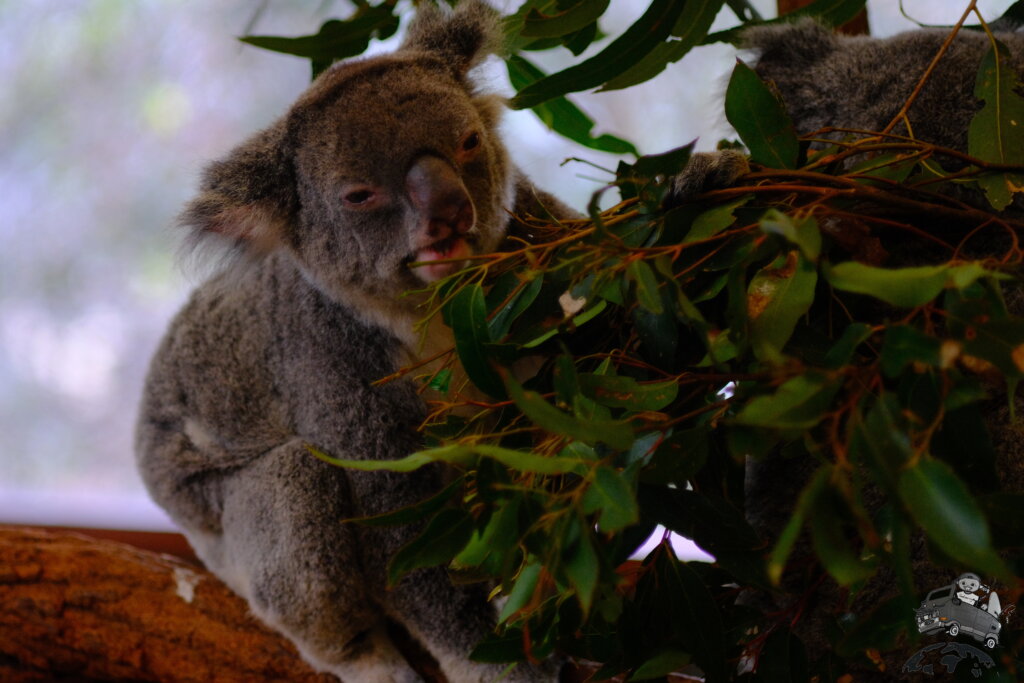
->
0, 0, 1013, 530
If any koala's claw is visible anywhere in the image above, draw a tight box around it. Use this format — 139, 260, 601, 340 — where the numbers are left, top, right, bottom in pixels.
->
665, 150, 749, 207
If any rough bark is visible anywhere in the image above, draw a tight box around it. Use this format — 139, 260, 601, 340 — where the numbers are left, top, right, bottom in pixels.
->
0, 525, 335, 682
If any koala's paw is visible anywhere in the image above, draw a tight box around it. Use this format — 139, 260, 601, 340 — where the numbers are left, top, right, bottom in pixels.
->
665, 150, 749, 207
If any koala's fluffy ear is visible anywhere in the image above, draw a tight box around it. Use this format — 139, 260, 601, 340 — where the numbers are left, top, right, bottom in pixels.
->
180, 119, 295, 254
741, 17, 840, 68
400, 0, 501, 75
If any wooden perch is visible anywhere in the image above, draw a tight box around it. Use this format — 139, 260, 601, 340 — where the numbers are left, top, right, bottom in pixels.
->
0, 526, 335, 682
0, 526, 603, 683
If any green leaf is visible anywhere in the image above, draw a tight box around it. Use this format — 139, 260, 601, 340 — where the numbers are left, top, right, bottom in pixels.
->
823, 261, 999, 308
823, 322, 872, 368
880, 325, 941, 378
629, 650, 691, 680
474, 444, 590, 475
427, 367, 452, 393
454, 497, 522, 568
968, 40, 1024, 210
487, 272, 543, 340
734, 372, 840, 432
724, 60, 800, 169
241, 4, 399, 67
627, 260, 663, 314
506, 55, 638, 155
704, 0, 867, 45
898, 458, 1010, 579
468, 628, 526, 663
347, 475, 464, 527
847, 395, 912, 493
448, 283, 506, 398
511, 0, 687, 110
308, 443, 475, 472
388, 508, 474, 585
600, 0, 725, 92
768, 466, 829, 585
758, 210, 821, 261
521, 0, 609, 38
499, 561, 542, 623
505, 373, 635, 450
564, 526, 599, 613
578, 373, 679, 411
747, 251, 817, 362
618, 143, 694, 202
809, 489, 877, 587
314, 442, 587, 475
582, 466, 639, 532
682, 193, 753, 242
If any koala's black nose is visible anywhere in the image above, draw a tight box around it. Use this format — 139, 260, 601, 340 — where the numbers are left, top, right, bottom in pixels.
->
405, 155, 474, 238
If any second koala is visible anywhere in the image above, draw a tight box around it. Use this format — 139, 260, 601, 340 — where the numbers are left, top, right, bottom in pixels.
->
136, 3, 571, 682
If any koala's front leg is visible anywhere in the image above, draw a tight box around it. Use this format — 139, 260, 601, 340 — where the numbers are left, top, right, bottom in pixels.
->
382, 568, 561, 683
341, 466, 560, 683
665, 149, 750, 206
196, 440, 424, 683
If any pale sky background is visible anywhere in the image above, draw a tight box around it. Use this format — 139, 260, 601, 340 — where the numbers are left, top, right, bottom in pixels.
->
0, 0, 1014, 535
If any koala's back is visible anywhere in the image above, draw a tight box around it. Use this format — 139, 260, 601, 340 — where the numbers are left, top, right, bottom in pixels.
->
747, 20, 1024, 152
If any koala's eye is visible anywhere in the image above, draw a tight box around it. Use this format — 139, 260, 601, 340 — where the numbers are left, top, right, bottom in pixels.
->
462, 132, 481, 151
343, 189, 375, 207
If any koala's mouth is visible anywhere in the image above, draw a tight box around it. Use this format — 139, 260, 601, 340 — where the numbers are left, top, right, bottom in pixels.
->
407, 236, 473, 282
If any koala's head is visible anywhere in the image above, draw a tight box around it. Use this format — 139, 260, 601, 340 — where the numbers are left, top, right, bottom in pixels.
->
182, 0, 510, 310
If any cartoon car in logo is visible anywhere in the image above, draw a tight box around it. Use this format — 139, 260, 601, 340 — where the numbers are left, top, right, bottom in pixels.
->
915, 583, 1001, 649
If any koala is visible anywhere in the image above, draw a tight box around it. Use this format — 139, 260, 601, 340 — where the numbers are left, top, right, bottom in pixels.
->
731, 18, 1024, 675
746, 18, 1024, 163
739, 18, 1024, 526
135, 2, 572, 682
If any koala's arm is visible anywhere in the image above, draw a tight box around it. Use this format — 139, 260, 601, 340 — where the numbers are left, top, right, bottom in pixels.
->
666, 150, 750, 206
510, 167, 582, 222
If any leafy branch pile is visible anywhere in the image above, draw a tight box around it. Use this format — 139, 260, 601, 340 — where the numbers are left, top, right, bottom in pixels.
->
249, 0, 1024, 679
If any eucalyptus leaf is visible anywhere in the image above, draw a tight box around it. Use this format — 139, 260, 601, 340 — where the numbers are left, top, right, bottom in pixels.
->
507, 55, 638, 155
968, 40, 1024, 210
734, 372, 840, 432
241, 4, 399, 73
600, 0, 725, 92
747, 251, 817, 362
578, 373, 679, 411
898, 458, 1010, 579
582, 466, 640, 532
511, 0, 687, 110
521, 0, 609, 38
505, 373, 635, 450
449, 282, 506, 398
724, 60, 800, 169
823, 261, 1000, 308
388, 508, 474, 585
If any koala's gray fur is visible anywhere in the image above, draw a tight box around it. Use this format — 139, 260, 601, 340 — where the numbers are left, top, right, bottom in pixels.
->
136, 3, 571, 681
747, 18, 1024, 160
